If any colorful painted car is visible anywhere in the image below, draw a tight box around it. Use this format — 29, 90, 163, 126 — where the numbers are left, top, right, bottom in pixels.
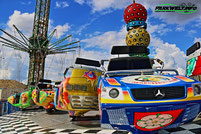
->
54, 58, 102, 119
98, 46, 201, 133
8, 86, 35, 109
186, 42, 201, 81
32, 79, 56, 113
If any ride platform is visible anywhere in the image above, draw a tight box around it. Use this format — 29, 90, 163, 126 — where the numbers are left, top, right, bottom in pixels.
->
0, 109, 201, 134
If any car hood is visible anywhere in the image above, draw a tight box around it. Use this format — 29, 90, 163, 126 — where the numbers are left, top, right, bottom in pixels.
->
104, 75, 197, 88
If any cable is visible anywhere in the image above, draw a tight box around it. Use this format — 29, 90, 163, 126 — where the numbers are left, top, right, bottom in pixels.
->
45, 54, 54, 78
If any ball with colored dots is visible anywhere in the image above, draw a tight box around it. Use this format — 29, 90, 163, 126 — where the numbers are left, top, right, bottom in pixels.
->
125, 27, 150, 47
124, 2, 147, 24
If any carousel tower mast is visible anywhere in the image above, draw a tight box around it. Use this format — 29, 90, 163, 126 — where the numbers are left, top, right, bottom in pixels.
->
0, 0, 79, 85
28, 0, 51, 84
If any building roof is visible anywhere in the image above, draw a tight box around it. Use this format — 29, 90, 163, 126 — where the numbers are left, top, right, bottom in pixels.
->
0, 80, 28, 100
0, 80, 27, 89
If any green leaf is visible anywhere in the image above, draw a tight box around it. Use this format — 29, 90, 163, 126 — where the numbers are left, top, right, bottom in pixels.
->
156, 113, 160, 118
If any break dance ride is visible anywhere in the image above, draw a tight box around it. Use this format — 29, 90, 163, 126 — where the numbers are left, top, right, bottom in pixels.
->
54, 58, 102, 120
98, 1, 201, 133
8, 86, 35, 109
32, 79, 56, 113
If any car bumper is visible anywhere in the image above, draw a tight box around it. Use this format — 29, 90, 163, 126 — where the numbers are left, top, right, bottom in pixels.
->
100, 101, 201, 133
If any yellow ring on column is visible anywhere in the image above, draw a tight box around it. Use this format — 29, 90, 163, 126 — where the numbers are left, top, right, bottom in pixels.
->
126, 27, 150, 47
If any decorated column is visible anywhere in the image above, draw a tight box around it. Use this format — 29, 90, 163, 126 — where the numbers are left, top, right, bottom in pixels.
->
124, 0, 150, 57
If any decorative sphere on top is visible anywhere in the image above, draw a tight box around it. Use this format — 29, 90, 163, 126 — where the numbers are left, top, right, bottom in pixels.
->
124, 1, 147, 24
125, 27, 150, 47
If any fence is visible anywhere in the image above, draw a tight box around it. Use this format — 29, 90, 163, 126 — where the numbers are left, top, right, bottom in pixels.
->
0, 100, 20, 116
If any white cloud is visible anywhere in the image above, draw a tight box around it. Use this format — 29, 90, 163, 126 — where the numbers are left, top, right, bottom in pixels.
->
154, 43, 186, 75
3, 10, 70, 40
0, 1, 193, 82
44, 49, 106, 81
187, 30, 197, 37
0, 10, 73, 82
0, 10, 33, 81
188, 30, 197, 35
195, 16, 201, 27
72, 17, 99, 35
147, 22, 187, 74
7, 10, 34, 36
74, 0, 85, 5
82, 26, 127, 50
0, 45, 29, 81
45, 53, 73, 81
176, 26, 185, 32
0, 11, 33, 65
80, 49, 110, 60
146, 24, 186, 75
82, 22, 186, 75
148, 23, 171, 35
150, 37, 186, 75
20, 1, 32, 5
55, 1, 69, 8
194, 37, 201, 43
84, 0, 201, 25
0, 47, 13, 80
54, 23, 71, 39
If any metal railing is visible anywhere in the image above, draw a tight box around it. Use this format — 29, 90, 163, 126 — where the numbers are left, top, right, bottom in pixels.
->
104, 69, 179, 77
0, 100, 20, 116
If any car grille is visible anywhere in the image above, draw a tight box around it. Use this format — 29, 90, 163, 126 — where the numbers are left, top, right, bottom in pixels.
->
131, 86, 185, 100
69, 95, 98, 110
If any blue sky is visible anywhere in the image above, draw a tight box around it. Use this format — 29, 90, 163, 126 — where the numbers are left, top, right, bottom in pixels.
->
0, 0, 201, 83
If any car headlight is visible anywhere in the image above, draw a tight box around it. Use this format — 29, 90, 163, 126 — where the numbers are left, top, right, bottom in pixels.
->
101, 87, 123, 100
109, 88, 119, 98
194, 85, 201, 95
193, 84, 201, 96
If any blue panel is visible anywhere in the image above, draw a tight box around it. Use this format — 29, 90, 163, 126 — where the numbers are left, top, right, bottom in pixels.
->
101, 102, 201, 133
0, 100, 20, 116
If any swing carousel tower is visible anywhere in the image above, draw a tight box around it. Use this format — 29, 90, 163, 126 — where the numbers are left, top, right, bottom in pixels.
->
0, 0, 79, 85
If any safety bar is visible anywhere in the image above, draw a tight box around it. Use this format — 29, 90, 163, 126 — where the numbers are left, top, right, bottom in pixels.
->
105, 69, 179, 77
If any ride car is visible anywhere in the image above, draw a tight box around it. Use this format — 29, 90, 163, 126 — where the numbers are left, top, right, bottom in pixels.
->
98, 46, 201, 133
32, 79, 56, 113
8, 86, 35, 109
54, 58, 102, 120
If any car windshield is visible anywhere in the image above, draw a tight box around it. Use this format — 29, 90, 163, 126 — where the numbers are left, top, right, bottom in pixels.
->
105, 69, 178, 77
65, 67, 74, 78
107, 57, 152, 71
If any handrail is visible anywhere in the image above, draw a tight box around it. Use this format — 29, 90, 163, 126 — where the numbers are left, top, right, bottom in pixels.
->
104, 69, 179, 77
